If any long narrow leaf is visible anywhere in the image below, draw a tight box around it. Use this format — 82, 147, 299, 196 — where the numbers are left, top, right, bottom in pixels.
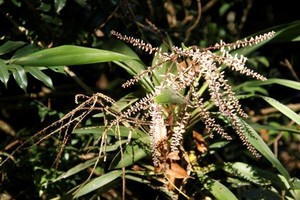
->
25, 67, 53, 88
241, 119, 291, 181
54, 157, 98, 181
74, 170, 122, 198
73, 126, 147, 139
235, 20, 300, 56
12, 45, 136, 66
110, 136, 150, 169
261, 96, 300, 125
235, 78, 300, 91
0, 41, 26, 55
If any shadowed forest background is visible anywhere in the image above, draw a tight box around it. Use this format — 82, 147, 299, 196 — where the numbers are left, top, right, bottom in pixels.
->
0, 0, 300, 199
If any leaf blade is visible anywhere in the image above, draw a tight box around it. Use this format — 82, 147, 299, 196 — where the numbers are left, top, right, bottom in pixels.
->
25, 67, 54, 88
12, 45, 136, 66
0, 59, 10, 87
9, 64, 28, 91
74, 170, 122, 198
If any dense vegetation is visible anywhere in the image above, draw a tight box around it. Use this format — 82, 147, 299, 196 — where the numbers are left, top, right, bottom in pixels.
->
1, 1, 300, 199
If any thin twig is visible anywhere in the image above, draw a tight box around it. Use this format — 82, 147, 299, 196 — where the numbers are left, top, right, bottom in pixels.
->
184, 0, 202, 43
64, 66, 94, 95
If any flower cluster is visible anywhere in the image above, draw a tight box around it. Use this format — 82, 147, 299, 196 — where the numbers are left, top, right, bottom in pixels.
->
111, 30, 275, 165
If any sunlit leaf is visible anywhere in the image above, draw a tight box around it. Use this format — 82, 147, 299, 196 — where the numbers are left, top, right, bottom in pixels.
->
223, 162, 271, 186
0, 59, 9, 87
9, 64, 27, 91
197, 173, 238, 200
236, 78, 300, 91
240, 119, 291, 181
261, 96, 300, 125
54, 0, 67, 13
103, 39, 154, 92
12, 45, 136, 66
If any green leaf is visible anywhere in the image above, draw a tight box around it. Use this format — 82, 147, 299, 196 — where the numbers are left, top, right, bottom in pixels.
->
12, 44, 40, 59
103, 39, 154, 92
0, 41, 26, 55
0, 59, 10, 87
54, 158, 98, 181
110, 136, 150, 169
74, 170, 122, 198
236, 78, 300, 91
12, 45, 136, 66
9, 64, 27, 91
73, 126, 147, 139
240, 119, 291, 181
54, 0, 67, 13
75, 0, 87, 7
11, 0, 21, 7
197, 173, 238, 200
48, 66, 66, 74
248, 121, 300, 135
223, 162, 270, 186
261, 96, 300, 125
154, 87, 188, 105
233, 20, 300, 56
25, 67, 53, 88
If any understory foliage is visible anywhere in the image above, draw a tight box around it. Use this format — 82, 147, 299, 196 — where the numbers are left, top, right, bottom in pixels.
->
3, 28, 300, 200
1, 1, 300, 200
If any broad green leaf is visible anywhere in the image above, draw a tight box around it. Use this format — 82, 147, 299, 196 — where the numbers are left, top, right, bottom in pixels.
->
74, 170, 122, 198
197, 173, 238, 200
12, 45, 136, 66
240, 119, 291, 181
25, 67, 53, 88
0, 41, 26, 55
0, 59, 9, 87
261, 96, 300, 125
9, 64, 27, 91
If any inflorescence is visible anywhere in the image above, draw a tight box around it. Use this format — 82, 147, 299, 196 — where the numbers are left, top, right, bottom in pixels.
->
111, 30, 275, 166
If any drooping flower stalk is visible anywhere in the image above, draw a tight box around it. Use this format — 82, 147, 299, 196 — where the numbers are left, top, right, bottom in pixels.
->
111, 30, 275, 165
